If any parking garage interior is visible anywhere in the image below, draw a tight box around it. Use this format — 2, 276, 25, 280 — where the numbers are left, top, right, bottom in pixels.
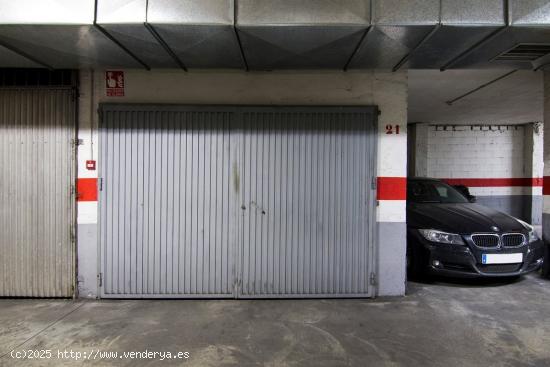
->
1, 0, 550, 365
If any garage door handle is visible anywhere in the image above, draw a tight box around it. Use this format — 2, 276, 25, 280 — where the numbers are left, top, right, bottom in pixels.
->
241, 205, 246, 210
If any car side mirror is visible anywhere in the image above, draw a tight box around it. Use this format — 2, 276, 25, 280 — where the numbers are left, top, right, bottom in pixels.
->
468, 196, 477, 203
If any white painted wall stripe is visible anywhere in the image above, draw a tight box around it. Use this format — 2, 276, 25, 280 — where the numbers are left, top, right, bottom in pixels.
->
377, 200, 406, 222
77, 202, 98, 224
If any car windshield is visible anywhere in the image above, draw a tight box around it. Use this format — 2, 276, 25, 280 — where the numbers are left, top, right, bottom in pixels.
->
408, 180, 469, 204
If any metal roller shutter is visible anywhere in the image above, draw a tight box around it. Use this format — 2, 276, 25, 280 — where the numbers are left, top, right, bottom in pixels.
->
0, 88, 76, 297
99, 105, 377, 298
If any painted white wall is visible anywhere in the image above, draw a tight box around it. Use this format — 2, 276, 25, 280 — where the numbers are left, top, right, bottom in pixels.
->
419, 124, 527, 180
414, 124, 542, 182
77, 69, 408, 298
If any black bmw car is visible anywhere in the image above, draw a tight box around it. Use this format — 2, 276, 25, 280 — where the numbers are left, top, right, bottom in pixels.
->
407, 178, 545, 278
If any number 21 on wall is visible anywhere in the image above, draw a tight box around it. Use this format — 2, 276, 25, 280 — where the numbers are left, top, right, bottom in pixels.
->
385, 124, 400, 134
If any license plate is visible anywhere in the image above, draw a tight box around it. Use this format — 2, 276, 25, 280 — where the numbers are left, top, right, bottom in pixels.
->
482, 253, 523, 264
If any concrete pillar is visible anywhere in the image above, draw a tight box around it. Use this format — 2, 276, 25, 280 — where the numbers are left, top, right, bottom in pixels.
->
523, 122, 543, 232
543, 71, 550, 241
412, 123, 429, 177
76, 69, 100, 298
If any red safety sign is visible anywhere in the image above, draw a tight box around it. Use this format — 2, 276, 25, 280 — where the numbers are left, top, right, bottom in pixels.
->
106, 70, 124, 97
86, 160, 96, 170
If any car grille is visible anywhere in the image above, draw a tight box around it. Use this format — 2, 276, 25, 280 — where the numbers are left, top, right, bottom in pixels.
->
470, 233, 526, 248
501, 233, 525, 247
471, 234, 499, 248
478, 264, 522, 273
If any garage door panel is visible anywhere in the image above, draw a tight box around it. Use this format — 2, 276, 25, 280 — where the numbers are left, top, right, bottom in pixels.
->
239, 110, 376, 297
0, 88, 75, 297
100, 108, 236, 297
100, 105, 376, 299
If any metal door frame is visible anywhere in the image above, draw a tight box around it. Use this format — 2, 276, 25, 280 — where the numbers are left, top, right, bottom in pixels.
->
98, 104, 378, 299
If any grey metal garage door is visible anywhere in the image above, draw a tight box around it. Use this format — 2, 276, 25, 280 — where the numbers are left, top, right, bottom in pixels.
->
0, 88, 76, 297
99, 105, 377, 298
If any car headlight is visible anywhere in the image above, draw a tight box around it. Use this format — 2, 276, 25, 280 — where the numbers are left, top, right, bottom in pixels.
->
418, 229, 465, 245
515, 218, 539, 243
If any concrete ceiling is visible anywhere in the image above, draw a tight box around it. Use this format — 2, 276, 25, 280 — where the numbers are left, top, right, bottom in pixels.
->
408, 69, 544, 124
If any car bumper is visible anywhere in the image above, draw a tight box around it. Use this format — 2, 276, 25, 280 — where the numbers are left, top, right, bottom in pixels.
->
416, 236, 545, 278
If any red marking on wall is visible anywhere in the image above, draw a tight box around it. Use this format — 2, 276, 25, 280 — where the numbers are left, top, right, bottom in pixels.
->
442, 178, 542, 188
77, 178, 97, 202
544, 176, 550, 195
377, 177, 407, 200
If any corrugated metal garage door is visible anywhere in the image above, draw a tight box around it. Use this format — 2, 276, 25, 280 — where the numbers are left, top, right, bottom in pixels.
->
239, 109, 377, 298
99, 107, 237, 297
0, 88, 76, 297
99, 105, 377, 298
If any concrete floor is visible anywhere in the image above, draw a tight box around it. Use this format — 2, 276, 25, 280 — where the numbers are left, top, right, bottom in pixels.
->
1, 275, 550, 366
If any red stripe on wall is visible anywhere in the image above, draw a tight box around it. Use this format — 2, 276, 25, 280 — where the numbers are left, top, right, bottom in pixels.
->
377, 177, 407, 200
544, 176, 550, 195
77, 178, 98, 202
442, 178, 542, 188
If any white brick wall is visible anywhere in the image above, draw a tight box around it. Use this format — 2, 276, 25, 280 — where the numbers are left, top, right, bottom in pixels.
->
420, 125, 527, 179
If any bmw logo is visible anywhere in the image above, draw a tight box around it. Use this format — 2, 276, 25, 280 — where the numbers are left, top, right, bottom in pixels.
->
491, 226, 500, 232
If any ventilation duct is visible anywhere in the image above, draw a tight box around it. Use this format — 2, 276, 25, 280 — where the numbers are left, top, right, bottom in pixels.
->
0, 0, 143, 69
147, 0, 244, 69
235, 0, 370, 70
494, 43, 550, 61
453, 0, 550, 69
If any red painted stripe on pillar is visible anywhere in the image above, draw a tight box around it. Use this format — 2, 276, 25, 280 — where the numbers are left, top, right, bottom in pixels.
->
377, 177, 407, 200
77, 178, 98, 202
442, 178, 542, 188
544, 176, 550, 195
532, 177, 544, 187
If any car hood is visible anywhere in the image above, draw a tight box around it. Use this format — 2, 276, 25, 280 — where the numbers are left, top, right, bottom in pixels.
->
407, 203, 525, 234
